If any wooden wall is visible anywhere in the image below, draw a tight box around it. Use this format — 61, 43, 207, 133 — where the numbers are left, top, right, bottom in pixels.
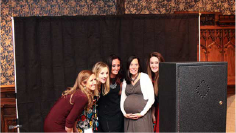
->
1, 85, 17, 132
197, 12, 235, 88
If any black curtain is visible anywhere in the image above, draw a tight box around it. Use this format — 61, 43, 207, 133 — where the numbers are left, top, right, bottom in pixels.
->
14, 14, 198, 132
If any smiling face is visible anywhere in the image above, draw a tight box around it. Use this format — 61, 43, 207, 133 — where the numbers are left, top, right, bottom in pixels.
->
85, 74, 97, 91
150, 56, 160, 73
97, 67, 109, 84
111, 59, 120, 76
129, 58, 139, 76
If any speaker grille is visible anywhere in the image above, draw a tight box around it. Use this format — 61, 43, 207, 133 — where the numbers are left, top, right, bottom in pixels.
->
195, 80, 210, 99
178, 64, 227, 132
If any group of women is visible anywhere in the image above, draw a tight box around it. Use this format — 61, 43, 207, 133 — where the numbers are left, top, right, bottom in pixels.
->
44, 52, 164, 132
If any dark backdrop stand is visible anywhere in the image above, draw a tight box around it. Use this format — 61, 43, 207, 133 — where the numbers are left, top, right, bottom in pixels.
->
13, 14, 198, 132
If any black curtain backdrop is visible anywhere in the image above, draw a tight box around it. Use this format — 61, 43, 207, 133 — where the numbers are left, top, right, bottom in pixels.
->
14, 14, 198, 132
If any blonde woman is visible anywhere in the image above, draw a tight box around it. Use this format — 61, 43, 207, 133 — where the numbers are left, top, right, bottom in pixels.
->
44, 70, 96, 132
92, 62, 110, 96
75, 62, 110, 132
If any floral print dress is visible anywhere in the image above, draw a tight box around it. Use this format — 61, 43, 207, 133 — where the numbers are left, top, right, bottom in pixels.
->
76, 96, 99, 132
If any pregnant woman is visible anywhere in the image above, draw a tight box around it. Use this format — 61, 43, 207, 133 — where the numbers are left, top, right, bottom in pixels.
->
120, 55, 155, 132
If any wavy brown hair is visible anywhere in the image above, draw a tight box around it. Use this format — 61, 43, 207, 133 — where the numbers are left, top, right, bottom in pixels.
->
146, 52, 165, 96
62, 70, 94, 109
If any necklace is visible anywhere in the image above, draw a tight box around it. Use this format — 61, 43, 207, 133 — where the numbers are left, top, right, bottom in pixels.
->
131, 73, 139, 82
110, 78, 117, 89
110, 82, 117, 89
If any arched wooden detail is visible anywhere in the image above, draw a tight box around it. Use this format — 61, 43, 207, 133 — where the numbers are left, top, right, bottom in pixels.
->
207, 29, 223, 61
199, 29, 235, 85
199, 29, 208, 61
200, 29, 225, 62
223, 29, 235, 85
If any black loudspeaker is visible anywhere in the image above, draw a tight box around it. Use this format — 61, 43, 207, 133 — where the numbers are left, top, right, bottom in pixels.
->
159, 62, 227, 132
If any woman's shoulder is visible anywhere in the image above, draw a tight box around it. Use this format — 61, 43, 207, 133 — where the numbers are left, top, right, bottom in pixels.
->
74, 90, 88, 100
122, 79, 127, 83
140, 72, 149, 78
122, 79, 128, 86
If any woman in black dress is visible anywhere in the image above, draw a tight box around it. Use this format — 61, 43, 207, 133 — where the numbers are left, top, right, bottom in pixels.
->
97, 54, 124, 132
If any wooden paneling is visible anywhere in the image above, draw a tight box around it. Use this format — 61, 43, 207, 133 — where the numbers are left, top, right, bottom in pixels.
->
176, 11, 235, 91
199, 28, 235, 86
1, 85, 17, 132
197, 12, 235, 88
223, 29, 235, 86
227, 85, 235, 94
4, 115, 17, 133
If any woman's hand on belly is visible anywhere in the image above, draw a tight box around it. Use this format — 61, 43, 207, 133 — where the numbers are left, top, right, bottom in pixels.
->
131, 113, 143, 119
125, 113, 143, 119
125, 114, 136, 119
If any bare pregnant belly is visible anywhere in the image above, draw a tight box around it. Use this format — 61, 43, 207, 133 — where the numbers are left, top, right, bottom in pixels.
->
124, 94, 147, 114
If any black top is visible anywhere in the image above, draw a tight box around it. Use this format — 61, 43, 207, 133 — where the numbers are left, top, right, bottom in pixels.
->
154, 95, 159, 107
153, 80, 159, 107
97, 78, 121, 117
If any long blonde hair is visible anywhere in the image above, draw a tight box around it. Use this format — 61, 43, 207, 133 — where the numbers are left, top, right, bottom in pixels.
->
62, 70, 94, 109
146, 52, 165, 96
92, 62, 110, 96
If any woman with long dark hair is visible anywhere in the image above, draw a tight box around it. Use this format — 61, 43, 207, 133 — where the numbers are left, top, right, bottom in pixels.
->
120, 55, 154, 132
96, 54, 124, 132
146, 52, 165, 132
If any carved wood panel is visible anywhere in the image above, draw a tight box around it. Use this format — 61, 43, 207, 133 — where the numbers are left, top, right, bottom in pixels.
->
3, 115, 17, 132
198, 29, 235, 85
223, 29, 235, 85
0, 85, 17, 132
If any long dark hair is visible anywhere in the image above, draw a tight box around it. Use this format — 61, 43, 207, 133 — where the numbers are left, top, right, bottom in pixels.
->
125, 55, 142, 84
146, 52, 165, 96
106, 54, 124, 84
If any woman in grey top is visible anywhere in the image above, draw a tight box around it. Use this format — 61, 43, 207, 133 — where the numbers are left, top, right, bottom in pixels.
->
120, 55, 155, 132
